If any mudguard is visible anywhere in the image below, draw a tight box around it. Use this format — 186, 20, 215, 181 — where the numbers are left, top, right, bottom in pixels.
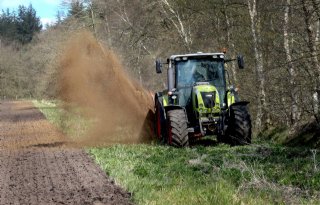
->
229, 101, 250, 107
154, 93, 166, 139
226, 89, 241, 107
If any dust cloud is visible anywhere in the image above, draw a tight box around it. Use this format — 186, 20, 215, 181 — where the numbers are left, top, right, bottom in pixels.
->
58, 31, 154, 146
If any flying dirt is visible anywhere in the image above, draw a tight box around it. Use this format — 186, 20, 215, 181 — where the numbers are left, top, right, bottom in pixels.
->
58, 31, 154, 146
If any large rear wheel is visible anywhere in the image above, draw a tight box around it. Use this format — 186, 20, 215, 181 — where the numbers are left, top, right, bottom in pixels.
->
226, 104, 252, 145
167, 109, 189, 147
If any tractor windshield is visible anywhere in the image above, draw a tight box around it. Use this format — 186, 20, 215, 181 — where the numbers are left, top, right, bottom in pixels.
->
175, 58, 225, 88
175, 57, 226, 107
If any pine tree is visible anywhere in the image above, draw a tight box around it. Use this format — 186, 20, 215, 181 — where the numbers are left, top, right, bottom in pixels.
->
0, 9, 18, 43
0, 4, 42, 44
16, 4, 42, 44
68, 1, 86, 18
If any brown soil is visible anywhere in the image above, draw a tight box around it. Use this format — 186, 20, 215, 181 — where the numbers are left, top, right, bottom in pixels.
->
0, 101, 133, 205
57, 31, 154, 145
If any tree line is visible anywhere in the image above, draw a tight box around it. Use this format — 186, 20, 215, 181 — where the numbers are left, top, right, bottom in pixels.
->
77, 0, 320, 133
0, 0, 320, 134
0, 4, 42, 45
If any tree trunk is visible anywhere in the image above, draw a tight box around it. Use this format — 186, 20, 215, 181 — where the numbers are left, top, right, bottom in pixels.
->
160, 0, 192, 51
90, 4, 97, 35
247, 0, 266, 131
223, 0, 237, 85
284, 0, 300, 125
301, 0, 320, 118
315, 20, 320, 122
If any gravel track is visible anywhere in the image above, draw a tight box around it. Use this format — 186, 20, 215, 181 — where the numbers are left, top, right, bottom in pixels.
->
0, 101, 132, 205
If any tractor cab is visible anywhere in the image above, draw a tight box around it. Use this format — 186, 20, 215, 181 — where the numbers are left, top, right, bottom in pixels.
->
170, 53, 227, 107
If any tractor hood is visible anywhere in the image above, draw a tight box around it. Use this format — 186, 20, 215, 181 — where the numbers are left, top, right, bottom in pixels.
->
175, 83, 222, 114
192, 83, 221, 115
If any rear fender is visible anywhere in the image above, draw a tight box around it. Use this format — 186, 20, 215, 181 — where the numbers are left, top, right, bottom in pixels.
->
155, 92, 170, 116
155, 93, 165, 116
226, 89, 241, 107
229, 101, 250, 108
154, 93, 167, 139
164, 105, 185, 113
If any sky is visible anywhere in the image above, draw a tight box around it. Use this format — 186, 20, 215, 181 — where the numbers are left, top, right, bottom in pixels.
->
0, 0, 66, 27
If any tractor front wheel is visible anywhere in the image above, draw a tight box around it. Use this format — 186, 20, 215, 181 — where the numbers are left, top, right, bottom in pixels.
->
167, 109, 189, 147
226, 104, 252, 145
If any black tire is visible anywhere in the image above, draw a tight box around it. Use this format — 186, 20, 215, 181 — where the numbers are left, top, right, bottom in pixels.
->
217, 134, 228, 144
167, 109, 189, 147
226, 104, 252, 145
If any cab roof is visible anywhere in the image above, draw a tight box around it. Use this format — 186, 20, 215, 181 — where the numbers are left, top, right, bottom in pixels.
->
170, 52, 225, 60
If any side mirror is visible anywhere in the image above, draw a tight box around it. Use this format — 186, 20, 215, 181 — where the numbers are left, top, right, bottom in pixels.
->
156, 59, 162, 73
237, 55, 244, 69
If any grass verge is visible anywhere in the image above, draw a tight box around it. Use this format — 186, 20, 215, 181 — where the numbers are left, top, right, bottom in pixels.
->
33, 100, 91, 139
34, 100, 320, 205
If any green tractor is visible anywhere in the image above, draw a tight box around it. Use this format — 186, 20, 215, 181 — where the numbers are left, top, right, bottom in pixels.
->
154, 52, 251, 147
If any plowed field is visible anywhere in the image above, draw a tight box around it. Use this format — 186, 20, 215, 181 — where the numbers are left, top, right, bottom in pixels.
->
0, 101, 132, 205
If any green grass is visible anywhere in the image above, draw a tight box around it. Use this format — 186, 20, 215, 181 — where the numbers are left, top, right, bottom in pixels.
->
257, 127, 289, 144
34, 100, 320, 205
33, 100, 91, 139
89, 145, 320, 205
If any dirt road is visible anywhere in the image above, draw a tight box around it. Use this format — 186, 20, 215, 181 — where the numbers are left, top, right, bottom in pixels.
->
0, 101, 132, 205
